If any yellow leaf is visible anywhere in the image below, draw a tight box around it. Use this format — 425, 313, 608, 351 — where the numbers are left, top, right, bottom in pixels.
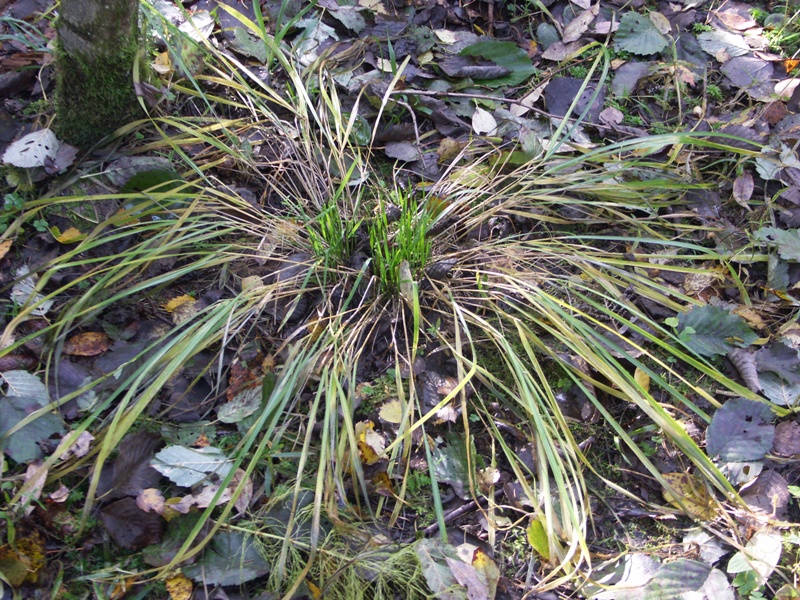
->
661, 472, 716, 519
0, 239, 12, 260
378, 398, 403, 424
165, 573, 193, 600
163, 294, 195, 312
306, 579, 322, 600
634, 368, 650, 393
49, 225, 86, 244
355, 420, 385, 465
152, 51, 173, 76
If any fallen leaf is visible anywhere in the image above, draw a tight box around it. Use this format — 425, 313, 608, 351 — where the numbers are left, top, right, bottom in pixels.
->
100, 497, 164, 549
49, 484, 70, 503
661, 472, 716, 519
58, 431, 94, 460
773, 420, 800, 456
0, 531, 45, 586
0, 239, 12, 260
63, 331, 111, 356
378, 398, 403, 424
51, 226, 85, 244
165, 573, 193, 600
20, 460, 47, 516
472, 107, 497, 136
137, 488, 166, 514
633, 368, 651, 393
163, 294, 195, 313
562, 4, 599, 43
356, 421, 385, 464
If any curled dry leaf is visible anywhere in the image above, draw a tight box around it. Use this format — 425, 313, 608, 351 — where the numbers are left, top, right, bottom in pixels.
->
727, 348, 761, 392
49, 484, 70, 503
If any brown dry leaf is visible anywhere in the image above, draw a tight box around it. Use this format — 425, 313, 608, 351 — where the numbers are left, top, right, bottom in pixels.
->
733, 171, 755, 207
137, 488, 166, 514
773, 420, 800, 456
541, 40, 585, 61
21, 460, 47, 516
683, 271, 719, 296
165, 573, 193, 600
661, 472, 716, 519
192, 433, 211, 448
371, 471, 394, 497
49, 484, 70, 503
0, 239, 12, 260
562, 4, 600, 43
510, 81, 548, 117
741, 470, 790, 519
59, 431, 94, 460
164, 495, 194, 518
63, 331, 111, 356
355, 420, 385, 465
477, 466, 501, 494
100, 497, 164, 549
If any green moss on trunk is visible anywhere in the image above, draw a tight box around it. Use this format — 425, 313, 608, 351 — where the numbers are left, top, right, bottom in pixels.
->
55, 0, 143, 149
55, 44, 140, 148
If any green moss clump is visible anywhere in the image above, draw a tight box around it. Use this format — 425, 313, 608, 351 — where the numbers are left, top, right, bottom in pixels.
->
54, 42, 142, 149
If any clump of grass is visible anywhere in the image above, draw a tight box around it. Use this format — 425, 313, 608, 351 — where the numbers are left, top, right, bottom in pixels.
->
0, 6, 769, 598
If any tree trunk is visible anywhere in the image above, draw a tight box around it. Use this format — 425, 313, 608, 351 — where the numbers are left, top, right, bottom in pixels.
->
56, 0, 142, 148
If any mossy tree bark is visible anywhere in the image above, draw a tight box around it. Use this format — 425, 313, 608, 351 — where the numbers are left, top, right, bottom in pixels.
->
56, 0, 142, 148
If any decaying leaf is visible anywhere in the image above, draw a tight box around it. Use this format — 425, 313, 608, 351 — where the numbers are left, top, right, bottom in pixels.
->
137, 488, 166, 514
165, 572, 193, 600
0, 531, 45, 586
58, 431, 94, 460
2, 129, 59, 168
97, 431, 163, 500
355, 420, 385, 465
741, 470, 790, 519
733, 171, 755, 207
10, 266, 54, 317
562, 4, 599, 43
63, 331, 111, 356
100, 497, 164, 549
661, 472, 716, 519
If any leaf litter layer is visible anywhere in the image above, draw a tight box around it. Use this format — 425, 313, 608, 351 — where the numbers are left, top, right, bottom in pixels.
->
2, 0, 800, 598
